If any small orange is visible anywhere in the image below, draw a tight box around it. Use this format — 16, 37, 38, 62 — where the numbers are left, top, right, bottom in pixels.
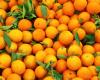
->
93, 43, 100, 52
68, 18, 80, 31
34, 18, 46, 30
63, 1, 74, 16
10, 5, 19, 12
18, 0, 24, 5
23, 69, 35, 80
59, 15, 70, 25
94, 56, 100, 66
53, 3, 61, 11
0, 0, 8, 10
32, 43, 44, 54
46, 26, 58, 39
24, 55, 36, 69
43, 76, 54, 80
72, 77, 83, 80
53, 41, 62, 51
81, 53, 94, 66
55, 9, 63, 19
49, 19, 59, 27
63, 70, 76, 80
11, 60, 26, 75
35, 66, 47, 79
0, 9, 7, 19
59, 31, 74, 46
18, 19, 32, 31
74, 0, 87, 11
91, 76, 98, 80
95, 30, 100, 43
67, 56, 82, 71
32, 29, 45, 42
83, 45, 95, 54
56, 59, 67, 73
7, 73, 21, 80
8, 0, 17, 8
2, 68, 12, 79
0, 37, 5, 50
47, 10, 55, 19
0, 53, 11, 69
0, 76, 5, 80
58, 0, 68, 4
77, 67, 92, 79
88, 0, 100, 4
82, 21, 96, 34
88, 66, 97, 76
71, 14, 78, 19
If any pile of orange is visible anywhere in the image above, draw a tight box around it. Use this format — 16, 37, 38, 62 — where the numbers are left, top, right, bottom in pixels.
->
0, 0, 100, 80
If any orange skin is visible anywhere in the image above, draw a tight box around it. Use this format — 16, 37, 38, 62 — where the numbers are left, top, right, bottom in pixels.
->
94, 56, 100, 66
53, 3, 61, 11
77, 67, 92, 80
32, 29, 45, 42
32, 43, 44, 54
63, 1, 75, 16
59, 31, 74, 46
43, 76, 54, 80
63, 70, 76, 80
71, 14, 78, 19
56, 59, 67, 73
47, 10, 55, 19
88, 66, 97, 76
18, 19, 32, 31
57, 24, 68, 32
58, 0, 68, 4
59, 15, 70, 25
34, 18, 47, 30
72, 77, 83, 80
8, 0, 17, 9
67, 56, 82, 71
0, 9, 7, 19
95, 30, 100, 43
2, 68, 12, 79
17, 0, 24, 5
87, 2, 100, 14
82, 21, 96, 34
49, 19, 59, 27
0, 30, 4, 37
74, 0, 87, 11
93, 43, 100, 52
91, 76, 99, 80
82, 45, 95, 54
81, 53, 94, 66
55, 9, 63, 19
0, 0, 8, 10
0, 37, 5, 50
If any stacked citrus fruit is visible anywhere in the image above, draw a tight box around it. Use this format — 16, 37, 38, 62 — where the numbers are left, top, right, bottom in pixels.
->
0, 0, 100, 80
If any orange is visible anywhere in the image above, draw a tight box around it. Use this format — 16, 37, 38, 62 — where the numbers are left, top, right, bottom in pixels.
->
63, 70, 76, 80
63, 1, 74, 16
0, 76, 5, 80
32, 43, 44, 54
83, 45, 95, 54
5, 16, 16, 26
23, 69, 35, 80
7, 73, 21, 80
8, 0, 17, 8
59, 15, 70, 25
78, 12, 90, 23
35, 50, 47, 62
94, 56, 100, 66
43, 76, 54, 80
58, 0, 68, 4
88, 0, 100, 4
88, 66, 97, 76
53, 41, 62, 51
0, 37, 5, 50
0, 0, 8, 10
82, 21, 96, 34
77, 67, 92, 79
93, 43, 100, 52
18, 0, 24, 5
0, 9, 7, 19
81, 53, 94, 66
10, 5, 19, 12
56, 59, 67, 73
11, 60, 26, 75
55, 9, 63, 19
35, 66, 47, 79
74, 0, 87, 11
8, 29, 23, 42
2, 68, 12, 79
0, 53, 11, 69
73, 28, 86, 40
59, 31, 74, 46
71, 14, 78, 19
6, 42, 17, 53
68, 44, 82, 56
91, 76, 98, 80
95, 30, 100, 43
32, 29, 45, 42
44, 48, 56, 56
22, 31, 32, 43
53, 3, 61, 11
45, 26, 58, 39
18, 19, 32, 31
49, 19, 59, 27
67, 56, 82, 71
42, 38, 53, 48
18, 44, 32, 55
68, 18, 80, 31
24, 55, 36, 69
72, 77, 83, 80
34, 18, 46, 30
87, 2, 100, 14
47, 10, 55, 19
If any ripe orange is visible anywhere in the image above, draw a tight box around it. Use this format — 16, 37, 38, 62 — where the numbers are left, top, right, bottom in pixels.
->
88, 66, 97, 76
32, 29, 45, 42
95, 30, 100, 43
18, 0, 24, 5
0, 30, 4, 37
47, 10, 55, 19
34, 18, 46, 30
53, 3, 61, 11
63, 1, 74, 16
58, 0, 68, 4
11, 60, 26, 75
23, 69, 35, 80
24, 55, 36, 69
10, 5, 18, 12
59, 31, 74, 46
0, 76, 5, 80
94, 56, 100, 66
0, 9, 7, 19
8, 0, 17, 8
57, 24, 68, 32
93, 43, 100, 52
49, 19, 59, 27
77, 67, 92, 79
0, 0, 8, 10
43, 76, 54, 80
67, 56, 82, 71
46, 26, 58, 39
74, 0, 87, 11
72, 77, 83, 80
55, 9, 63, 19
91, 76, 98, 80
0, 37, 5, 50
18, 19, 32, 31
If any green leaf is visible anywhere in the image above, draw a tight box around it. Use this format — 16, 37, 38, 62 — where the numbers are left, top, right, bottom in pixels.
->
0, 26, 11, 30
3, 32, 11, 47
57, 5, 63, 10
75, 32, 80, 45
57, 54, 67, 59
0, 16, 4, 23
31, 41, 37, 45
98, 72, 100, 79
0, 50, 6, 53
22, 5, 26, 18
74, 10, 80, 14
55, 0, 58, 3
41, 5, 47, 17
96, 66, 100, 72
